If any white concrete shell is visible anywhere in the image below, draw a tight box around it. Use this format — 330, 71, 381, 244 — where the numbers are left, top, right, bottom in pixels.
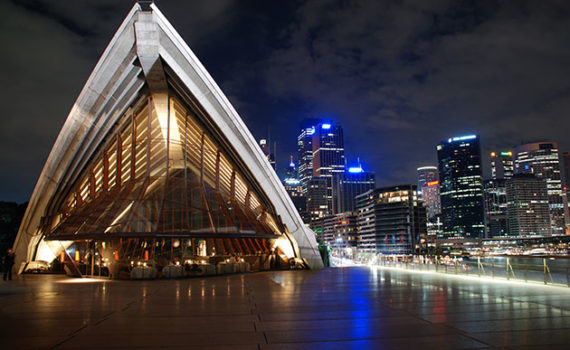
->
13, 3, 323, 270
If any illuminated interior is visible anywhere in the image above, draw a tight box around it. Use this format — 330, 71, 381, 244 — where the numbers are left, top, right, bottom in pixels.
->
33, 87, 291, 276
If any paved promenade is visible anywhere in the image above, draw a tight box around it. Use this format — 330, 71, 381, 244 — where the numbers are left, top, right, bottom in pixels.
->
1, 266, 569, 349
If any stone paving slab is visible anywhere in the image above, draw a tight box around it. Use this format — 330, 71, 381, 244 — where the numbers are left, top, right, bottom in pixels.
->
1, 267, 569, 349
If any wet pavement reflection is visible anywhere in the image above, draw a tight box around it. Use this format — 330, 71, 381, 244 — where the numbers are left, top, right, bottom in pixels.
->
0, 266, 569, 349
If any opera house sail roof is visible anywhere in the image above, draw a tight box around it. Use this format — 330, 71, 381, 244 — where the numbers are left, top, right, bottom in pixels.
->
13, 2, 323, 274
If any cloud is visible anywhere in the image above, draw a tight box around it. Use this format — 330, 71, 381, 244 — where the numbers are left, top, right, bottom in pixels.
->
258, 0, 570, 185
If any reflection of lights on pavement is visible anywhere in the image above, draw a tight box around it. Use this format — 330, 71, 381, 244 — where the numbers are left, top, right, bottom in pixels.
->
368, 265, 570, 291
56, 278, 110, 284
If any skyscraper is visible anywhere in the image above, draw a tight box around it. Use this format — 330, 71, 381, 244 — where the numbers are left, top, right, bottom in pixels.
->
513, 142, 565, 235
437, 135, 485, 238
416, 166, 441, 218
506, 174, 551, 236
562, 151, 570, 190
417, 166, 438, 198
562, 151, 570, 234
484, 179, 509, 237
282, 157, 308, 223
356, 185, 426, 254
333, 165, 375, 213
259, 139, 276, 170
490, 151, 514, 180
297, 119, 321, 194
312, 122, 345, 214
306, 177, 328, 229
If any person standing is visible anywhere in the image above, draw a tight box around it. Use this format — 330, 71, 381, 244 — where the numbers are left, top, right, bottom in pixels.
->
3, 249, 15, 281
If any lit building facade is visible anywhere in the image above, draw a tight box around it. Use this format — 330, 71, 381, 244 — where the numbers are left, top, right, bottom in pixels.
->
513, 142, 565, 235
484, 179, 509, 237
416, 166, 441, 247
356, 185, 426, 254
437, 135, 485, 238
12, 3, 323, 274
490, 151, 514, 180
322, 212, 358, 249
506, 174, 551, 236
312, 122, 345, 215
306, 177, 329, 228
333, 166, 375, 214
562, 151, 570, 234
297, 119, 321, 194
417, 166, 438, 198
282, 159, 308, 223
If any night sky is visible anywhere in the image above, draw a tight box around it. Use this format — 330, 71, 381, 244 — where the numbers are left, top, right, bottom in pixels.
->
2, 0, 570, 203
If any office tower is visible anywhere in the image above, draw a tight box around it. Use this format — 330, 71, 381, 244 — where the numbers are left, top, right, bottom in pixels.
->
356, 185, 427, 254
306, 177, 329, 230
513, 142, 564, 235
490, 151, 514, 180
506, 174, 551, 236
417, 166, 438, 198
297, 119, 321, 193
312, 122, 345, 215
416, 166, 441, 247
333, 165, 375, 213
282, 158, 308, 223
322, 212, 358, 249
562, 151, 570, 189
259, 139, 276, 170
484, 179, 509, 237
417, 166, 441, 218
437, 135, 485, 238
562, 152, 570, 234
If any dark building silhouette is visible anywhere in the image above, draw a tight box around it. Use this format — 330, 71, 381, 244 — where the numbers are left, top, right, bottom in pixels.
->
333, 166, 375, 214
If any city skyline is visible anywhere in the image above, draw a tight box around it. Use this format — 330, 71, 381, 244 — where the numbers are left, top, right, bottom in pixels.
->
2, 1, 570, 203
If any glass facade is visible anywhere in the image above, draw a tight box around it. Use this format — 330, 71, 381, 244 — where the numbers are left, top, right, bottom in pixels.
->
437, 135, 485, 238
513, 142, 565, 235
356, 185, 427, 254
41, 92, 287, 267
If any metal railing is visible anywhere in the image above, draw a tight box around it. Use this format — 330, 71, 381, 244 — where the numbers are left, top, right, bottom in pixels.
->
354, 255, 570, 287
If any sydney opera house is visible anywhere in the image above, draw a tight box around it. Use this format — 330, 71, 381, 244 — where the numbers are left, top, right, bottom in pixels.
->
12, 2, 322, 278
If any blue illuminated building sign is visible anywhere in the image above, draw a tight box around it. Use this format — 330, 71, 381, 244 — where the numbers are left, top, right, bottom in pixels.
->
348, 166, 364, 173
321, 123, 331, 130
448, 134, 477, 143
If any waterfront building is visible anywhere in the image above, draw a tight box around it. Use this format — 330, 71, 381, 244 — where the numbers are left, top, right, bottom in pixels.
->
355, 185, 427, 254
506, 174, 551, 236
322, 212, 358, 249
333, 165, 375, 214
12, 3, 323, 273
513, 142, 565, 235
484, 179, 509, 237
490, 151, 514, 180
437, 135, 485, 238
